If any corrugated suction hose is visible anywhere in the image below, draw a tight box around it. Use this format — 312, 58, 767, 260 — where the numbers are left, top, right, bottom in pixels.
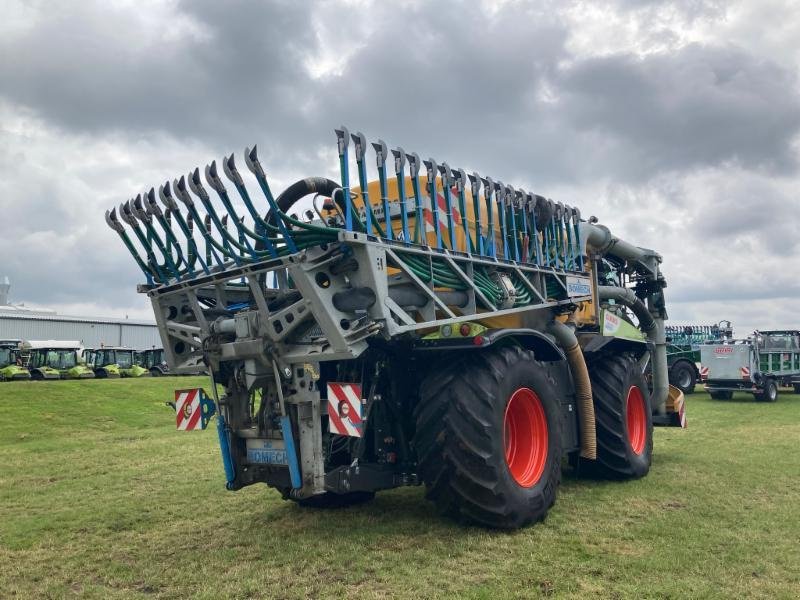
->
548, 321, 596, 460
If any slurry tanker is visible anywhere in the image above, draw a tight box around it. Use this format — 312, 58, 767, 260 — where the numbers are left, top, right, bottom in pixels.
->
106, 127, 685, 528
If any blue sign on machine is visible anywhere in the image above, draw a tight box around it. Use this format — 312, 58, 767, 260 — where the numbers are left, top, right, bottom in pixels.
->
246, 439, 288, 465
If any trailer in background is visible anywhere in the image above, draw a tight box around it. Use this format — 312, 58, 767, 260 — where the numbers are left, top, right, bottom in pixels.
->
664, 321, 732, 395
700, 330, 800, 401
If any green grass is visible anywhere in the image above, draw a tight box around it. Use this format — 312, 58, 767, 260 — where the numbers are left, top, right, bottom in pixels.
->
2, 379, 799, 599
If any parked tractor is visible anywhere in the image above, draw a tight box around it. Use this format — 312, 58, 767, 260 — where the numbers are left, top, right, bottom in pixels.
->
23, 340, 95, 380
86, 347, 147, 378
106, 127, 686, 528
700, 330, 800, 401
139, 348, 170, 376
0, 340, 30, 381
664, 321, 732, 395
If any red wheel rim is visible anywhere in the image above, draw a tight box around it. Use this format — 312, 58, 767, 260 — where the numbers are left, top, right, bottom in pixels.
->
503, 387, 548, 488
626, 386, 647, 455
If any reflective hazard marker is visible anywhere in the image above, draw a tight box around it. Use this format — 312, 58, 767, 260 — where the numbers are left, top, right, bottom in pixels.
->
327, 382, 364, 437
175, 388, 215, 430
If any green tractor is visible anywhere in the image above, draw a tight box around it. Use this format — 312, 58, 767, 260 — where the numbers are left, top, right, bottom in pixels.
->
24, 341, 95, 380
0, 340, 30, 381
86, 347, 147, 378
137, 348, 170, 376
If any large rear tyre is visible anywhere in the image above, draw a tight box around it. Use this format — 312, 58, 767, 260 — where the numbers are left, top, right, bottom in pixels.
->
584, 355, 653, 479
414, 346, 563, 529
669, 361, 696, 395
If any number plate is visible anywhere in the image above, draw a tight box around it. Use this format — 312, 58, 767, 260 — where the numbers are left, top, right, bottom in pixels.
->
246, 439, 288, 465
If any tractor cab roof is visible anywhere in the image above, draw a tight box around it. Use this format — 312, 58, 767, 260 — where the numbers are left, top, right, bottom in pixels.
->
22, 340, 82, 351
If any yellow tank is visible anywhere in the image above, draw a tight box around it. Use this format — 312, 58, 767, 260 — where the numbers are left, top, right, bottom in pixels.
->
324, 176, 596, 328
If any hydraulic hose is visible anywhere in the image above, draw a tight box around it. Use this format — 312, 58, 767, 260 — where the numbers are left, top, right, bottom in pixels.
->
266, 178, 342, 229
547, 320, 596, 460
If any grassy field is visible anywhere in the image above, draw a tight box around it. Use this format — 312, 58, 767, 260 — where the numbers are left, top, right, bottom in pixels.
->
1, 379, 799, 599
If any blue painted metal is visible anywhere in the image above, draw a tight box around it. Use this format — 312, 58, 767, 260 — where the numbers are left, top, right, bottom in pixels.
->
280, 415, 302, 489
373, 140, 393, 241
392, 148, 410, 244
408, 153, 425, 245
352, 132, 374, 236
455, 168, 472, 254
216, 412, 236, 489
336, 127, 354, 232
483, 178, 496, 257
507, 186, 520, 262
425, 159, 443, 249
468, 173, 484, 256
495, 184, 510, 259
440, 164, 457, 250
245, 152, 298, 254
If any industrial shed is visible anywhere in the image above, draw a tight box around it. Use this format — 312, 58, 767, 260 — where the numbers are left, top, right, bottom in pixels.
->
0, 276, 160, 348
0, 311, 160, 349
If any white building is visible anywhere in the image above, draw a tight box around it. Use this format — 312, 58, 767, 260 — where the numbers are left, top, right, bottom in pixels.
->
0, 277, 160, 349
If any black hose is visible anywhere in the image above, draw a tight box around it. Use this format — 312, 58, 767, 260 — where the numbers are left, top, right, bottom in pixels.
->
266, 177, 342, 228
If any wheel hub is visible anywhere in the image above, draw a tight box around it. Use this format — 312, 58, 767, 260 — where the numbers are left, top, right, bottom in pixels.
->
678, 369, 692, 389
626, 386, 647, 455
503, 387, 548, 488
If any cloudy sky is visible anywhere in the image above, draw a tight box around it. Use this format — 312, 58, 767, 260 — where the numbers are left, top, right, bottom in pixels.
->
1, 0, 798, 335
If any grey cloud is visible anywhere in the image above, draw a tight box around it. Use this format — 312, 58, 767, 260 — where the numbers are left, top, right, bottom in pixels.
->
0, 0, 320, 153
1, 0, 800, 321
555, 44, 800, 180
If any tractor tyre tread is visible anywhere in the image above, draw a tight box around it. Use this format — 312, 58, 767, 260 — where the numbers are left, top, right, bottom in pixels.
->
582, 354, 653, 480
414, 345, 562, 529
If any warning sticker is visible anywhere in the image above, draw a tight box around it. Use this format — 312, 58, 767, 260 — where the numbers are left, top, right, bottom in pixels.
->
326, 382, 364, 438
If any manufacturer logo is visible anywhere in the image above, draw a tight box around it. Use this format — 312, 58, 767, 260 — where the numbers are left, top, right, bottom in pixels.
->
566, 276, 591, 298
714, 347, 734, 355
603, 311, 620, 335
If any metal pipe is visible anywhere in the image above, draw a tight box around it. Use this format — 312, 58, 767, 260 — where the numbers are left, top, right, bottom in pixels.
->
583, 223, 659, 276
387, 285, 469, 309
547, 320, 596, 460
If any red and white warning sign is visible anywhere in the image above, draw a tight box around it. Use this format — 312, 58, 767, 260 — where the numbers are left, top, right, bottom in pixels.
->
176, 388, 204, 431
423, 192, 462, 234
327, 382, 364, 438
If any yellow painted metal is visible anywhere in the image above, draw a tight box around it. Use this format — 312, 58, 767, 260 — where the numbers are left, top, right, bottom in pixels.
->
349, 177, 502, 253
325, 176, 592, 330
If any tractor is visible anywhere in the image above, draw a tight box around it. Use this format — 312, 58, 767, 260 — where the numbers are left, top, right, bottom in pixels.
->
105, 126, 686, 528
139, 348, 170, 376
0, 339, 30, 381
86, 347, 148, 378
24, 340, 95, 380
